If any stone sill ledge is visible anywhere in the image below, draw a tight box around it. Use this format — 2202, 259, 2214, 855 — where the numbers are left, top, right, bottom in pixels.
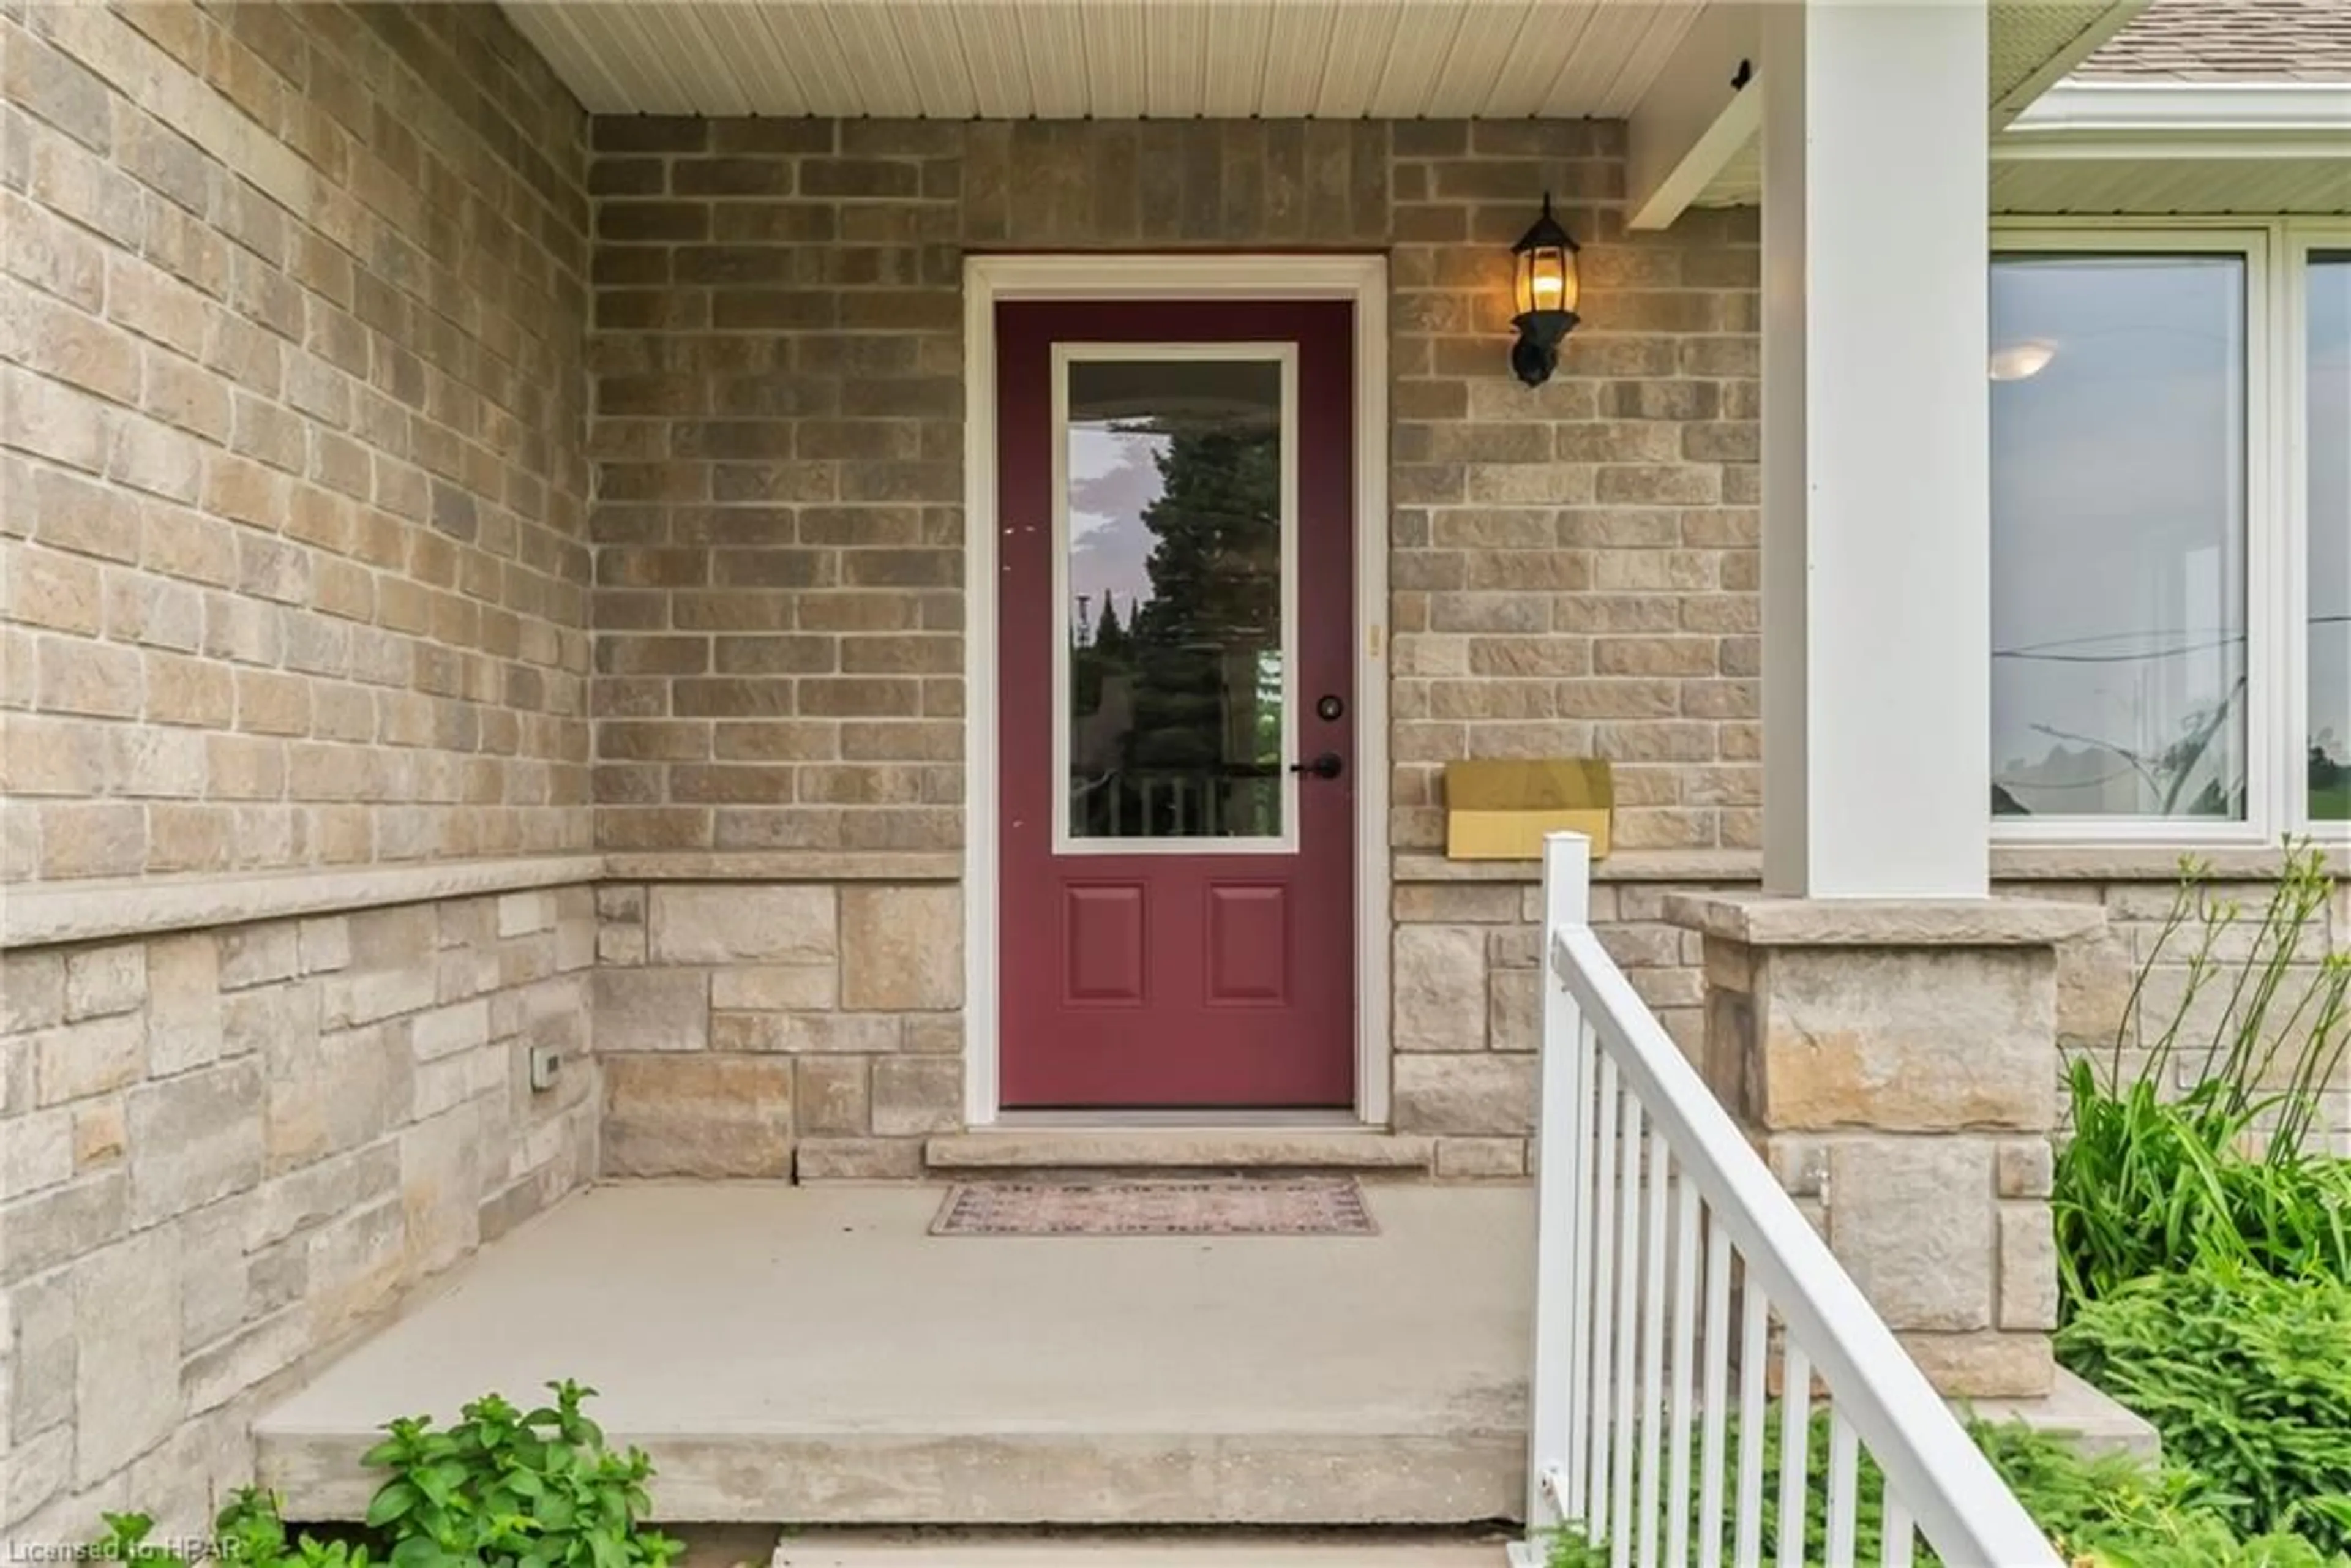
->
1393, 850, 1764, 884
2, 855, 606, 950
1993, 842, 2349, 880
1394, 842, 2351, 887
602, 852, 962, 883
1665, 891, 2107, 948
925, 1129, 1434, 1173
1, 850, 967, 949
9, 839, 2341, 949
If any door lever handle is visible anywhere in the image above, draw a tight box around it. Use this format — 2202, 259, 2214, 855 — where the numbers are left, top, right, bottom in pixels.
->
1290, 752, 1344, 781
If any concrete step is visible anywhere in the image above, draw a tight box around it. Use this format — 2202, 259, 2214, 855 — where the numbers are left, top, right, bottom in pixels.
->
1967, 1367, 2161, 1458
923, 1129, 1436, 1174
255, 1184, 1532, 1528
265, 1428, 1523, 1528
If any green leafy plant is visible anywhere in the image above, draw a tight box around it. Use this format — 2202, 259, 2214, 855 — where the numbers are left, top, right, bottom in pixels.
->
1540, 1408, 2350, 1567
2056, 1263, 2351, 1555
92, 1513, 192, 1568
92, 1492, 370, 1568
92, 1386, 679, 1568
2054, 842, 2351, 1311
361, 1381, 683, 1568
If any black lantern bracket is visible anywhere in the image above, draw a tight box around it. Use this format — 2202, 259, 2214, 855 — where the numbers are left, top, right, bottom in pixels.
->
1510, 192, 1583, 388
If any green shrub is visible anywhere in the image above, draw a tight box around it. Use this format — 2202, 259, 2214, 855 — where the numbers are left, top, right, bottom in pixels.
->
91, 1384, 680, 1568
1539, 1405, 1905, 1567
1542, 1411, 2350, 1567
1965, 1421, 2341, 1568
2056, 1264, 2351, 1555
93, 1492, 370, 1568
361, 1381, 682, 1568
2053, 842, 2351, 1312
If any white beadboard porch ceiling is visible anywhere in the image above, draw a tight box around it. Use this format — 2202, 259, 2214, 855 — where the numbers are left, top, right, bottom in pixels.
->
498, 1, 1706, 120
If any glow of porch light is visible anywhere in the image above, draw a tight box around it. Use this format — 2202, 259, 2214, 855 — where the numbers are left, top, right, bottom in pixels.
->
1988, 339, 2057, 381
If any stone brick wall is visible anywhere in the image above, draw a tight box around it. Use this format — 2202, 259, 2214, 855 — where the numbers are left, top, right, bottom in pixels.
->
1397, 864, 2351, 1173
2, 0, 593, 882
584, 116, 1757, 1159
586, 118, 1758, 858
2046, 874, 2351, 1152
593, 878, 961, 1180
1392, 871, 1738, 1177
0, 883, 599, 1537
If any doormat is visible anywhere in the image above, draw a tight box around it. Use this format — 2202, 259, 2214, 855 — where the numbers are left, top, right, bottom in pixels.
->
930, 1177, 1377, 1237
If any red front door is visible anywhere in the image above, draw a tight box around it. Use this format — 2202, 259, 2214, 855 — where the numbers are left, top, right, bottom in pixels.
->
997, 299, 1356, 1109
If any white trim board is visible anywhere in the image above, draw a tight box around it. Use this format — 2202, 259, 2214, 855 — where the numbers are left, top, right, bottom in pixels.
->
2006, 81, 2351, 140
1999, 82, 2351, 166
960, 253, 1393, 1130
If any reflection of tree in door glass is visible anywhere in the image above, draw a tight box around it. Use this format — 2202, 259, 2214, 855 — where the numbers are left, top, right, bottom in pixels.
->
1065, 359, 1284, 841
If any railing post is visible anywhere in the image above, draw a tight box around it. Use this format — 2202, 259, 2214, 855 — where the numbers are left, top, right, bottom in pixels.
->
1516, 831, 1592, 1564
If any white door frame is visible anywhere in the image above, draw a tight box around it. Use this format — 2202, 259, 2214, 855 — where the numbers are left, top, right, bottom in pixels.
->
960, 253, 1392, 1128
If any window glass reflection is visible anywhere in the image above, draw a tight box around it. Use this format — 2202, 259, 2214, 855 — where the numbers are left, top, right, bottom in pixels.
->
1990, 255, 2249, 819
1065, 359, 1286, 841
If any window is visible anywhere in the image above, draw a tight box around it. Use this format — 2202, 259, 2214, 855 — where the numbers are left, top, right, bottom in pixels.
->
1989, 225, 2350, 841
2306, 252, 2350, 823
1990, 253, 2250, 822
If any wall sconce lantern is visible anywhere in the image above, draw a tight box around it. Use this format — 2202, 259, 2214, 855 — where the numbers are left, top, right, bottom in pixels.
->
1510, 193, 1582, 387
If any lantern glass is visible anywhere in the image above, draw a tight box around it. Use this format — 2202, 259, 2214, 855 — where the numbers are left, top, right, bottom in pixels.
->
1515, 243, 1577, 317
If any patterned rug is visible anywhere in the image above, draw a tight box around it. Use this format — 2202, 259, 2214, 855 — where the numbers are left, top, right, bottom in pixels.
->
931, 1177, 1378, 1237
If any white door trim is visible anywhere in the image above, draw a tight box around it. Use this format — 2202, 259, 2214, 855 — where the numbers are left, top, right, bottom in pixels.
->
961, 253, 1392, 1128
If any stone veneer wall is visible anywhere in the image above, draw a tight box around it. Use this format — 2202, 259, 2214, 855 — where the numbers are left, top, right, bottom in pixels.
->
583, 116, 1759, 1169
0, 884, 600, 1537
2, 0, 601, 1541
1389, 861, 2351, 1179
3, 0, 593, 882
2041, 872, 2351, 1150
1391, 871, 1738, 1177
587, 118, 1758, 858
594, 879, 961, 1180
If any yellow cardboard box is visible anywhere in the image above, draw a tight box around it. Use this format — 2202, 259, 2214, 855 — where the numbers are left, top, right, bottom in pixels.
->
1442, 759, 1613, 860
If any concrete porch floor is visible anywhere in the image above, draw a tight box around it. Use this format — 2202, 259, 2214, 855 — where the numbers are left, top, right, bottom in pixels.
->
256, 1183, 1535, 1528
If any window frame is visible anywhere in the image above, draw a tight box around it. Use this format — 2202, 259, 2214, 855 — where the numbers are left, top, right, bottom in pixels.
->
1986, 219, 2351, 846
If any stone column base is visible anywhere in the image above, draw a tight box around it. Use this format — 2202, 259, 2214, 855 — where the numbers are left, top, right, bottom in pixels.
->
1664, 893, 2105, 1399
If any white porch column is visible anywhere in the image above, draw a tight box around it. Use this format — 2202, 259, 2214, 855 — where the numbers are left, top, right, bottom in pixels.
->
1760, 1, 1991, 899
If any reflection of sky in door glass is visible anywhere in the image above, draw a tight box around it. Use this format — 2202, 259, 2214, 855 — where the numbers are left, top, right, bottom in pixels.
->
1061, 359, 1286, 842
1990, 255, 2248, 818
2311, 255, 2350, 818
1067, 426, 1164, 618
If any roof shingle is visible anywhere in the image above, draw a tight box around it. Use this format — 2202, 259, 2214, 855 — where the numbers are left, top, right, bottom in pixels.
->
2074, 0, 2351, 83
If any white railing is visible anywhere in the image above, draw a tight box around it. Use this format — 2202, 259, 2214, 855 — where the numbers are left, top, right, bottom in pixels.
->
1512, 835, 2060, 1568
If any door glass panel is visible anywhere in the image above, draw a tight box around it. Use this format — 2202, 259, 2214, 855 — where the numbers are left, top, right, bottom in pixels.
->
1062, 354, 1289, 846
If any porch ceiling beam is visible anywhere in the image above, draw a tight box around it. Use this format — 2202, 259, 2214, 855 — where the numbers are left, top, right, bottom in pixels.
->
1624, 1, 1760, 233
